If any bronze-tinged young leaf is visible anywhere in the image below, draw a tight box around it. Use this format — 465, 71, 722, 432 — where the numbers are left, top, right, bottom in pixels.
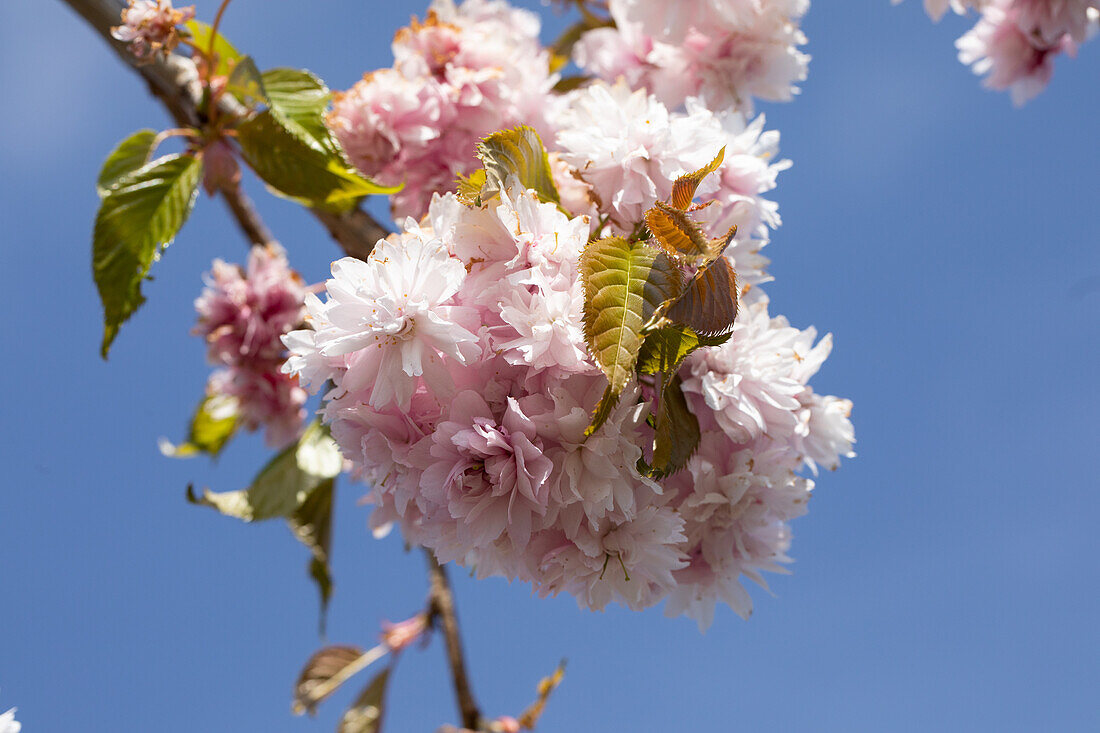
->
160, 393, 239, 458
707, 224, 738, 261
580, 236, 682, 394
96, 129, 157, 197
649, 374, 700, 478
666, 256, 739, 337
636, 326, 701, 376
94, 153, 203, 357
237, 110, 398, 211
338, 668, 392, 733
184, 19, 241, 79
477, 126, 560, 204
517, 660, 567, 730
293, 645, 388, 716
645, 200, 710, 262
670, 147, 725, 210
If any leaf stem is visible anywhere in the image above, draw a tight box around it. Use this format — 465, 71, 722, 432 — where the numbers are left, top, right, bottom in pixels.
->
424, 548, 481, 731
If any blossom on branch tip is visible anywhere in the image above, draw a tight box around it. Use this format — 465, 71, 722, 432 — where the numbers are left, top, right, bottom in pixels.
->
111, 0, 195, 61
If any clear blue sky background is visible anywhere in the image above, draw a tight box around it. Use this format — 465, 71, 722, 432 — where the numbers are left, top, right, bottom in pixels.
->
2, 1, 1098, 731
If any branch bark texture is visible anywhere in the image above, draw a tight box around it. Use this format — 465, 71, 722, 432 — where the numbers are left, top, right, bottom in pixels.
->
60, 0, 387, 259
425, 549, 482, 731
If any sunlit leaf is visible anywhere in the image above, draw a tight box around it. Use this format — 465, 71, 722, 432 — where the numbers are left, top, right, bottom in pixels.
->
580, 236, 682, 395
666, 256, 739, 337
293, 645, 388, 716
649, 374, 700, 478
636, 326, 700, 376
184, 19, 241, 79
261, 67, 337, 154
186, 420, 340, 522
96, 129, 157, 197
670, 147, 725, 210
455, 168, 486, 206
225, 55, 265, 109
94, 153, 202, 357
338, 668, 392, 733
584, 384, 620, 438
644, 201, 710, 263
159, 393, 239, 458
477, 126, 560, 204
237, 110, 398, 210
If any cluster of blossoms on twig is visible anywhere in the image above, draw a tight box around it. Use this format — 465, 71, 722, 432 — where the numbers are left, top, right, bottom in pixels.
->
284, 0, 854, 629
897, 0, 1100, 105
110, 0, 195, 61
193, 243, 308, 448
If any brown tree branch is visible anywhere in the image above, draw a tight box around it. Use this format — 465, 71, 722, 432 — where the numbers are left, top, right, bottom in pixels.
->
59, 0, 388, 260
425, 549, 482, 731
64, 3, 482, 727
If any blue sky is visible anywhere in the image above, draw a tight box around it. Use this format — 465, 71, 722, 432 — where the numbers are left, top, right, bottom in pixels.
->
2, 1, 1098, 731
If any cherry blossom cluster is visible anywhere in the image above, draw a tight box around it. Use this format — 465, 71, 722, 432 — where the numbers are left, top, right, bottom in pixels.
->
110, 0, 195, 61
194, 243, 308, 448
897, 0, 1099, 104
326, 0, 558, 219
285, 0, 853, 624
573, 0, 810, 114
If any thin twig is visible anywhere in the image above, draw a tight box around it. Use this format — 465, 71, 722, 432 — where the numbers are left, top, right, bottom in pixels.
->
218, 179, 274, 246
424, 548, 482, 731
59, 0, 388, 261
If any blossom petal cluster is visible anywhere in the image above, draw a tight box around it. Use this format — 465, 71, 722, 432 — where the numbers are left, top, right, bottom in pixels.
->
110, 0, 195, 61
289, 0, 853, 628
897, 0, 1100, 104
326, 0, 558, 219
573, 0, 810, 114
194, 243, 308, 447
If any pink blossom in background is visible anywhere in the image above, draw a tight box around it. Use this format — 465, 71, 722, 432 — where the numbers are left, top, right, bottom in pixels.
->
956, 0, 1071, 106
575, 0, 809, 114
327, 0, 558, 219
380, 613, 429, 652
194, 243, 308, 447
110, 0, 195, 60
899, 0, 1100, 104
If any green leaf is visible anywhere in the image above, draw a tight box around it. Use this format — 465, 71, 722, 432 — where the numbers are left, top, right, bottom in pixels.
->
187, 420, 341, 624
186, 419, 341, 522
338, 668, 392, 733
477, 126, 560, 204
185, 19, 241, 79
455, 169, 487, 207
584, 384, 620, 439
636, 326, 700, 376
666, 256, 739, 337
261, 68, 336, 153
580, 236, 682, 395
649, 373, 700, 478
237, 110, 398, 211
160, 393, 239, 458
94, 153, 202, 357
293, 645, 388, 716
290, 477, 335, 630
97, 129, 157, 197
225, 55, 265, 109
